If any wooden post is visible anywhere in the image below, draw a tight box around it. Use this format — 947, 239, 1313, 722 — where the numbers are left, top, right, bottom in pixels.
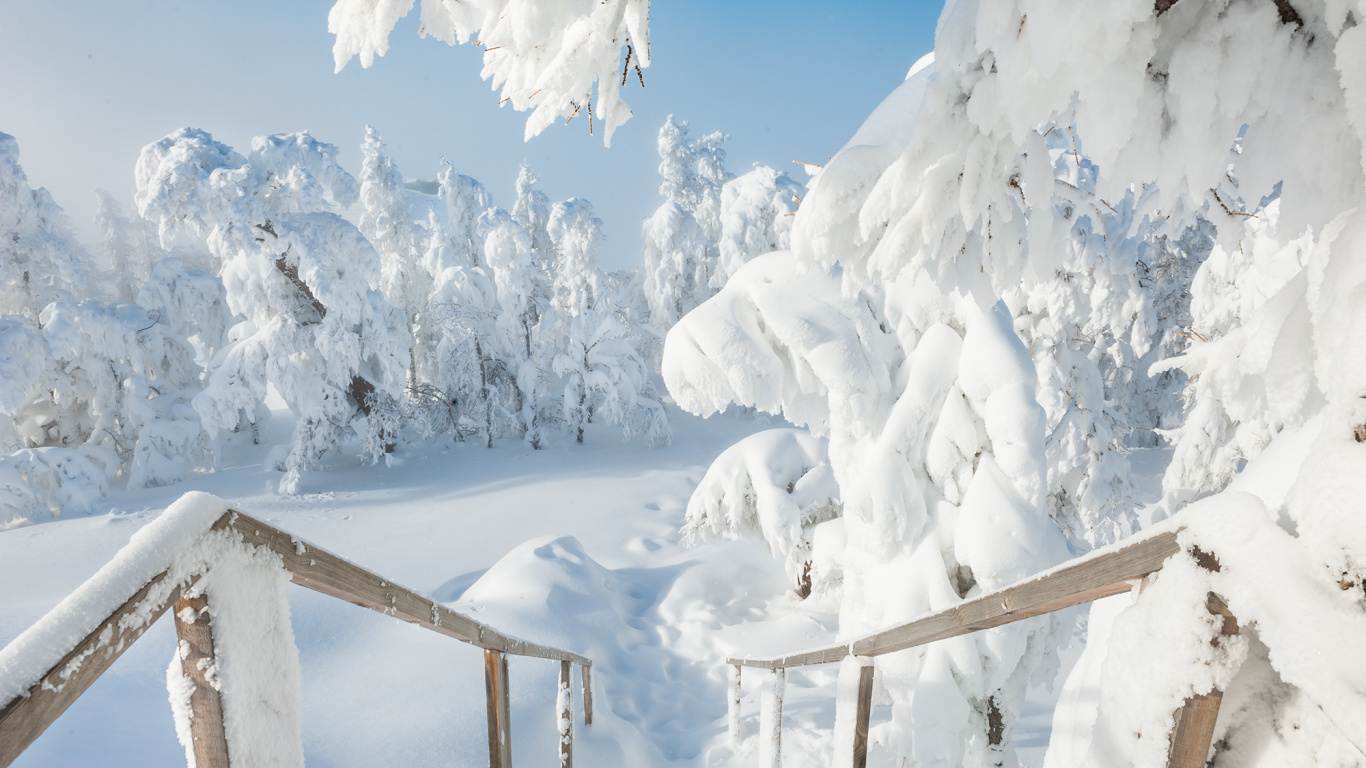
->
485, 649, 512, 768
759, 667, 785, 768
1166, 592, 1238, 768
173, 592, 231, 768
558, 660, 573, 768
851, 662, 875, 768
581, 664, 593, 725
727, 664, 742, 743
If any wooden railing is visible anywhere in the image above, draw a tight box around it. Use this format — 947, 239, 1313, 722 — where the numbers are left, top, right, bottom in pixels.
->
725, 528, 1241, 768
0, 509, 591, 768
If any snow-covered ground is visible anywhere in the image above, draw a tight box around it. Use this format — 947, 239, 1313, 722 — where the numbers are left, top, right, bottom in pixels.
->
1, 400, 1100, 767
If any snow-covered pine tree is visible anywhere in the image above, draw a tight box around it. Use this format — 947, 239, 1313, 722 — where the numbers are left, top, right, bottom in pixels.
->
550, 198, 668, 446
437, 157, 492, 270
641, 116, 734, 333
0, 132, 88, 322
134, 128, 408, 493
713, 164, 803, 289
481, 207, 553, 448
359, 126, 431, 386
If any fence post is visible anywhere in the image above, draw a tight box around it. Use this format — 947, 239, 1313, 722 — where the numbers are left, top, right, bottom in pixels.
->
759, 667, 785, 768
851, 661, 875, 768
727, 664, 742, 743
581, 664, 593, 725
558, 660, 573, 768
1166, 590, 1239, 768
173, 592, 231, 768
485, 649, 512, 768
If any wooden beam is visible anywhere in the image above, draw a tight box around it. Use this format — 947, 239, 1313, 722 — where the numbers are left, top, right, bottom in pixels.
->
851, 663, 874, 768
1166, 594, 1238, 767
731, 529, 1180, 669
581, 665, 593, 726
485, 649, 513, 768
225, 512, 590, 666
173, 593, 231, 768
0, 570, 185, 767
558, 660, 573, 768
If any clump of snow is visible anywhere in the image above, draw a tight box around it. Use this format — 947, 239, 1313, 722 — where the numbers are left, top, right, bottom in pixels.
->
681, 428, 839, 587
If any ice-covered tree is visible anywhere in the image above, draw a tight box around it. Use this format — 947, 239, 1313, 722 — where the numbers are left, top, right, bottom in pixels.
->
0, 132, 88, 321
134, 128, 408, 493
328, 0, 650, 145
512, 163, 553, 258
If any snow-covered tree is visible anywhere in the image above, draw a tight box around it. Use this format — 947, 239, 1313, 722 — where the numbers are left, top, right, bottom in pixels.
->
359, 126, 431, 384
134, 128, 408, 493
481, 207, 554, 448
328, 0, 650, 144
550, 198, 668, 445
436, 158, 492, 270
512, 163, 553, 258
640, 201, 707, 329
0, 132, 88, 321
713, 164, 803, 289
642, 116, 734, 332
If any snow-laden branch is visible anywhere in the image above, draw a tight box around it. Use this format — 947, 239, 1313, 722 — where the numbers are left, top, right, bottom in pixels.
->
328, 0, 650, 145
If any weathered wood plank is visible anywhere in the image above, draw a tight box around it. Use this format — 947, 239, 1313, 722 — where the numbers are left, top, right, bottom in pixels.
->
226, 512, 591, 666
581, 664, 593, 726
485, 649, 513, 768
0, 569, 184, 767
559, 660, 573, 768
851, 662, 874, 768
1166, 594, 1238, 767
172, 593, 231, 768
730, 529, 1181, 669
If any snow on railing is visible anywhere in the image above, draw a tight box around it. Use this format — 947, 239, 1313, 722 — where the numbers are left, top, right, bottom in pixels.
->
723, 526, 1235, 768
0, 493, 591, 768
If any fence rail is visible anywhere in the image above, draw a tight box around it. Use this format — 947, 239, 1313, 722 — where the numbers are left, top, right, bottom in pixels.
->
726, 527, 1240, 768
0, 509, 590, 768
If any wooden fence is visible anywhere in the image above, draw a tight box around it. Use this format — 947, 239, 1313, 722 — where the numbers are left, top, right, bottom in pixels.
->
726, 527, 1242, 768
0, 509, 591, 768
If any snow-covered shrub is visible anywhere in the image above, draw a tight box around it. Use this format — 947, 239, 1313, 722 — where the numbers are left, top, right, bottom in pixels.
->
329, 0, 650, 144
682, 428, 840, 590
134, 128, 409, 493
0, 447, 109, 528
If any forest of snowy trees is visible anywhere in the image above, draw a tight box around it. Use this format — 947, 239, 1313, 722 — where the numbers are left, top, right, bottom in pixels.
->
0, 107, 810, 521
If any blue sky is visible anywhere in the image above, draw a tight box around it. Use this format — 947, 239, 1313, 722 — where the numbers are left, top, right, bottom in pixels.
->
0, 0, 942, 268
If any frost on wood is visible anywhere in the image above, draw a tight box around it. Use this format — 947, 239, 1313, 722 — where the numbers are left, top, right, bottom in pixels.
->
328, 0, 651, 145
0, 492, 229, 705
